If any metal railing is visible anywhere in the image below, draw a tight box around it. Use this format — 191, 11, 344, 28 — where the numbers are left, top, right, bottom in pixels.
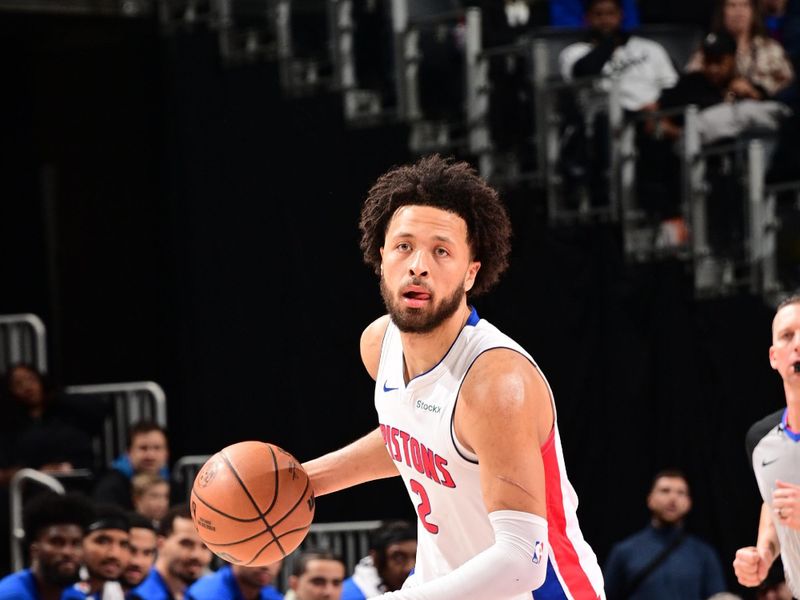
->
276, 519, 383, 591
0, 313, 48, 376
172, 454, 212, 501
63, 381, 167, 470
10, 469, 65, 572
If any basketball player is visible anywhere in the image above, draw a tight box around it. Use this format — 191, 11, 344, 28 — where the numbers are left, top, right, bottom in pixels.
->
302, 155, 605, 599
734, 295, 800, 597
0, 491, 92, 600
65, 504, 130, 599
122, 512, 158, 593
288, 551, 346, 600
185, 560, 283, 600
130, 504, 212, 600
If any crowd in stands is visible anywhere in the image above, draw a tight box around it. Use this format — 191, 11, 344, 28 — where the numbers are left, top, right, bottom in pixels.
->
0, 362, 792, 599
549, 0, 800, 253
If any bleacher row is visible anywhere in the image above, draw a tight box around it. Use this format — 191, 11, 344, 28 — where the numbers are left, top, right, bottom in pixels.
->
157, 0, 800, 302
0, 313, 378, 587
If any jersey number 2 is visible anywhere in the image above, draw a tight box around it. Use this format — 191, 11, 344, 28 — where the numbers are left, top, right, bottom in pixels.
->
410, 479, 439, 534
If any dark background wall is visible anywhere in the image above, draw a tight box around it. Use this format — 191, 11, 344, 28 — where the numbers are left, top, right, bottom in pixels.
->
0, 11, 787, 596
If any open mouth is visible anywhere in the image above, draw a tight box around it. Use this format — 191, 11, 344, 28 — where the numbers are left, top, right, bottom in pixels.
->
793, 362, 800, 374
402, 288, 431, 308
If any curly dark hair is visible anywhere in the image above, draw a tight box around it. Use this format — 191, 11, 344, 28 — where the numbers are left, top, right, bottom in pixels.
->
23, 491, 93, 546
359, 154, 512, 297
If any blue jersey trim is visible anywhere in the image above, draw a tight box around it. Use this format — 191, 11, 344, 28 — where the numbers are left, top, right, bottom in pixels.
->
533, 559, 570, 599
781, 409, 800, 442
406, 307, 481, 385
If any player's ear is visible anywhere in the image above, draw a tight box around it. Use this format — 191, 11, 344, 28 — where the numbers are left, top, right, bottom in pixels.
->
769, 345, 778, 370
288, 574, 299, 591
464, 261, 481, 292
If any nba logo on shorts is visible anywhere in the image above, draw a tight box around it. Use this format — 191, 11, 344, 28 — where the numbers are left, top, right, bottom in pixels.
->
532, 540, 544, 565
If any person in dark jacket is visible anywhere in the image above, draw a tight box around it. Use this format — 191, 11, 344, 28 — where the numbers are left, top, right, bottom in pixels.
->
92, 421, 169, 510
0, 364, 94, 486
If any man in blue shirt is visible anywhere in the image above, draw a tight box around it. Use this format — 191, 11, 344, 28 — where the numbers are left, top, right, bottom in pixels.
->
121, 513, 157, 595
603, 469, 727, 600
129, 505, 212, 600
0, 491, 92, 600
64, 504, 131, 600
186, 562, 283, 600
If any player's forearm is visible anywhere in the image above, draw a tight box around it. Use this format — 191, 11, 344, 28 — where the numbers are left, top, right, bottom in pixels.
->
303, 428, 398, 496
381, 510, 549, 600
757, 502, 780, 563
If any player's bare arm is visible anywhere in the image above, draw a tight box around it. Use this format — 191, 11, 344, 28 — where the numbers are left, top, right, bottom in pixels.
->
455, 349, 553, 517
360, 314, 391, 380
303, 316, 397, 497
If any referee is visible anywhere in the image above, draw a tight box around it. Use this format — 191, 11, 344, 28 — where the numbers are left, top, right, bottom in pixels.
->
734, 294, 800, 597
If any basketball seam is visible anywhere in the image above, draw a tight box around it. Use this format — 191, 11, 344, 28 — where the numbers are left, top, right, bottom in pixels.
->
192, 489, 263, 523
245, 525, 312, 567
220, 450, 286, 558
270, 474, 313, 529
262, 444, 281, 517
201, 527, 273, 547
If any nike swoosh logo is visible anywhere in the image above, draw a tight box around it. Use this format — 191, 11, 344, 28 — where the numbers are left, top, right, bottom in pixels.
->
762, 458, 779, 467
383, 380, 399, 392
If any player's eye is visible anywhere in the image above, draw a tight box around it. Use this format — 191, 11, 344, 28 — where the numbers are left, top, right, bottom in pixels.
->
435, 247, 449, 257
397, 242, 411, 252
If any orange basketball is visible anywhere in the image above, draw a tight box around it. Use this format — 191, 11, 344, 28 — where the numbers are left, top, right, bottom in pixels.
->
190, 441, 315, 566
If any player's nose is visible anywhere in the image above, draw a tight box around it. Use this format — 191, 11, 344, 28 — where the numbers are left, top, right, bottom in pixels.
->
408, 250, 429, 277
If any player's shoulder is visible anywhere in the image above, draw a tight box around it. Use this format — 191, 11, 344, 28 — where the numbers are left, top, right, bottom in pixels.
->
462, 348, 547, 410
746, 408, 784, 459
360, 315, 391, 380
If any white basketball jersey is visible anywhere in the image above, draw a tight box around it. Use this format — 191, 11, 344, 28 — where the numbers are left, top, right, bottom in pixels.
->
374, 308, 605, 600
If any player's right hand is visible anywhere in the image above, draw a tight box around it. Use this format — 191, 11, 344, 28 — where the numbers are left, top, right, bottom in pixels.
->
733, 546, 769, 587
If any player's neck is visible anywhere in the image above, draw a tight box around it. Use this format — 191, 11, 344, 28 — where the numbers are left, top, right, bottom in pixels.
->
155, 561, 188, 599
236, 576, 261, 600
87, 575, 104, 594
33, 573, 65, 600
400, 304, 472, 381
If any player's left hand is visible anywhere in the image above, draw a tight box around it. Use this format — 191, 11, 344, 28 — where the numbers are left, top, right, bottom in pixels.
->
772, 480, 800, 530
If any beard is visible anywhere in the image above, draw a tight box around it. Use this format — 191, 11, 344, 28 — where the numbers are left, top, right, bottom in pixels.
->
40, 560, 80, 587
170, 561, 203, 586
122, 569, 147, 589
87, 560, 123, 583
380, 277, 465, 334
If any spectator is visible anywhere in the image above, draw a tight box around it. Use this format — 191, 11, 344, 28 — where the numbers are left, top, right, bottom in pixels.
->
688, 0, 795, 98
129, 504, 212, 600
559, 0, 678, 112
341, 521, 416, 599
285, 551, 345, 600
550, 0, 640, 30
122, 512, 157, 594
0, 364, 93, 485
557, 0, 679, 208
186, 560, 283, 600
131, 473, 170, 528
634, 29, 739, 240
0, 491, 92, 600
66, 504, 130, 600
93, 420, 169, 510
603, 469, 726, 600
